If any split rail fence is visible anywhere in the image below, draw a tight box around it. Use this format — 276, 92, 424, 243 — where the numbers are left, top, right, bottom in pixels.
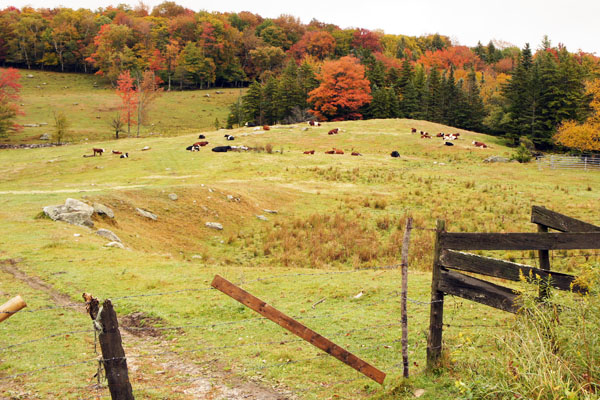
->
426, 205, 600, 368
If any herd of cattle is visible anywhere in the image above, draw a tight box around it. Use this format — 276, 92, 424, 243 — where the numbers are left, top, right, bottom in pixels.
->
85, 122, 490, 159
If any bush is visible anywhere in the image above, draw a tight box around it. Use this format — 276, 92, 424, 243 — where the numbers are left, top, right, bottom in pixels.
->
511, 143, 532, 163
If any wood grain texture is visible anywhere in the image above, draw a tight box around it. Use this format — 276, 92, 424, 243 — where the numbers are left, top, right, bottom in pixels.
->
211, 275, 386, 384
531, 206, 600, 233
439, 232, 600, 251
426, 220, 445, 369
439, 250, 586, 294
438, 269, 520, 314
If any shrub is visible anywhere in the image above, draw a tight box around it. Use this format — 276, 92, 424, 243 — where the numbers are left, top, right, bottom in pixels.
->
511, 143, 532, 163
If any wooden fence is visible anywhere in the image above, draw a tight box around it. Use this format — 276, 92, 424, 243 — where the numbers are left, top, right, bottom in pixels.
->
536, 155, 600, 171
426, 206, 600, 368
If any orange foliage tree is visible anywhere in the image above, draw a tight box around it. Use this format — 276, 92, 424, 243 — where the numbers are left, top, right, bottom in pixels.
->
116, 70, 137, 137
288, 31, 336, 61
554, 78, 600, 151
308, 56, 372, 121
0, 68, 23, 137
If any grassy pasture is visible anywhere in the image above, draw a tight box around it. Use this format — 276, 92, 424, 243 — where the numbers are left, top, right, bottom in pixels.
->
1, 91, 599, 398
4, 68, 241, 143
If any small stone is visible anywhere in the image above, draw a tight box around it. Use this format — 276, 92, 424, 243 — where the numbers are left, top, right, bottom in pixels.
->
168, 193, 178, 201
208, 188, 214, 193
205, 222, 223, 230
105, 241, 125, 249
136, 208, 157, 221
263, 209, 278, 214
301, 127, 309, 131
191, 255, 202, 259
39, 133, 50, 140
96, 228, 121, 243
256, 215, 268, 221
484, 156, 509, 163
73, 233, 81, 237
414, 389, 426, 398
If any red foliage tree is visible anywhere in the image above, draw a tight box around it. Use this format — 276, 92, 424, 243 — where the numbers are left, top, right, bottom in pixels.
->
0, 68, 23, 137
308, 56, 372, 121
116, 70, 137, 136
351, 28, 382, 53
288, 30, 336, 61
418, 46, 481, 70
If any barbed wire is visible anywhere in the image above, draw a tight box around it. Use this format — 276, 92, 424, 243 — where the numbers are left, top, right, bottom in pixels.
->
0, 328, 92, 353
0, 359, 96, 381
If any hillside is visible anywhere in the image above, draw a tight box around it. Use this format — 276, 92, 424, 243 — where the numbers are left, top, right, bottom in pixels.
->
5, 69, 240, 144
1, 119, 599, 399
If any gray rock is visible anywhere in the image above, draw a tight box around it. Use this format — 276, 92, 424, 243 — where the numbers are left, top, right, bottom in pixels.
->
205, 222, 223, 230
301, 127, 309, 131
39, 133, 50, 140
136, 208, 157, 220
256, 215, 268, 221
96, 229, 121, 243
104, 241, 125, 249
263, 209, 278, 214
168, 193, 178, 201
484, 156, 509, 163
191, 255, 202, 259
43, 198, 94, 228
93, 203, 114, 218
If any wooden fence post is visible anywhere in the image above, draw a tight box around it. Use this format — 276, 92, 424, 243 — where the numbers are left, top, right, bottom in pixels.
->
537, 224, 551, 299
400, 217, 413, 378
92, 298, 134, 400
0, 296, 27, 324
426, 220, 445, 370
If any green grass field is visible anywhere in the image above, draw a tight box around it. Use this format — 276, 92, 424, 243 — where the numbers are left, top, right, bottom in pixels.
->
1, 72, 599, 399
4, 68, 241, 143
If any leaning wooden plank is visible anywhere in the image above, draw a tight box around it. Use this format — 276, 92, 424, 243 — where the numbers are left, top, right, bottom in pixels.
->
440, 250, 586, 294
211, 275, 386, 384
438, 269, 520, 314
439, 232, 600, 251
531, 206, 600, 233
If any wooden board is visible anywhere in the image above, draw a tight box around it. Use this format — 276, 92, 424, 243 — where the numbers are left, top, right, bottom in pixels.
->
438, 269, 520, 314
440, 250, 586, 293
211, 275, 386, 384
439, 232, 600, 251
531, 206, 600, 233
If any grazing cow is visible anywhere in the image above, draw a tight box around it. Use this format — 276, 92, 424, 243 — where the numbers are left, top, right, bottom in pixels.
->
193, 141, 209, 147
120, 153, 129, 158
472, 141, 488, 148
454, 133, 460, 137
436, 132, 444, 138
328, 128, 339, 135
421, 132, 431, 139
420, 131, 424, 135
391, 151, 400, 158
212, 146, 232, 153
303, 150, 315, 154
334, 148, 344, 154
93, 148, 104, 156
225, 135, 235, 141
443, 134, 457, 141
186, 145, 200, 151
351, 151, 362, 156
263, 125, 270, 131
112, 150, 122, 155
411, 128, 417, 133
198, 134, 206, 139
324, 150, 335, 154
444, 142, 454, 146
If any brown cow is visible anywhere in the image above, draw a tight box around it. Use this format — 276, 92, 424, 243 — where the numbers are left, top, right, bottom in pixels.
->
472, 141, 488, 148
334, 148, 344, 154
112, 150, 122, 155
263, 125, 270, 130
194, 141, 209, 147
328, 128, 339, 135
411, 128, 417, 133
325, 150, 335, 154
93, 148, 104, 156
351, 151, 362, 156
303, 150, 315, 154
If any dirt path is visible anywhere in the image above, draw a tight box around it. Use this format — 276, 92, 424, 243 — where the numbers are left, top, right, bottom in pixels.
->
1, 259, 292, 400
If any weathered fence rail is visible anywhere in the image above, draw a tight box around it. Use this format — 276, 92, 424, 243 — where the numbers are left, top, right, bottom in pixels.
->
427, 206, 600, 369
536, 155, 600, 171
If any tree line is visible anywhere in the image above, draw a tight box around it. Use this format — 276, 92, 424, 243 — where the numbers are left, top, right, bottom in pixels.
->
1, 4, 599, 149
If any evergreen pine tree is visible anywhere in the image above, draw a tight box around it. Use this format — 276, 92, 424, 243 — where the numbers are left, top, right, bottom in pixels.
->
242, 81, 264, 125
262, 77, 279, 124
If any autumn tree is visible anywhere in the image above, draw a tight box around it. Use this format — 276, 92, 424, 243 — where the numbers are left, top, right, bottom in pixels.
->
135, 70, 163, 137
0, 68, 22, 138
116, 70, 137, 136
308, 56, 372, 121
554, 78, 600, 151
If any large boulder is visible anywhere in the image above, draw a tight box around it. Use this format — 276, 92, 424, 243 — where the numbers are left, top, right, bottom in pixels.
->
96, 229, 121, 243
104, 241, 125, 249
93, 203, 114, 218
484, 156, 509, 163
43, 198, 94, 228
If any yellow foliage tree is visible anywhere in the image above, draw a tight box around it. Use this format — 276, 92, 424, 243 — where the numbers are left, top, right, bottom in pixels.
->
554, 79, 600, 151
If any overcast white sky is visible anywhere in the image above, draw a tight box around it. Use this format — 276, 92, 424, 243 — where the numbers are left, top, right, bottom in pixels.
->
7, 0, 600, 55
